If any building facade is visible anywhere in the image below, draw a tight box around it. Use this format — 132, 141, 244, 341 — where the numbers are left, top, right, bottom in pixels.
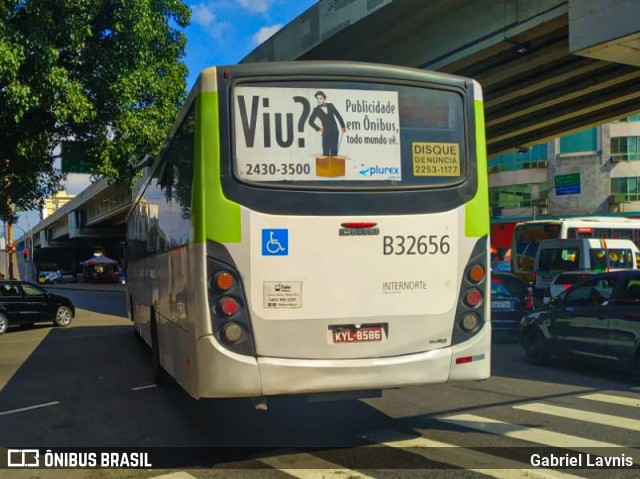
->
489, 115, 640, 257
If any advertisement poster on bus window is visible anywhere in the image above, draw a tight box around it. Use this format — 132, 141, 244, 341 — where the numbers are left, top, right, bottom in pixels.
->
233, 86, 401, 181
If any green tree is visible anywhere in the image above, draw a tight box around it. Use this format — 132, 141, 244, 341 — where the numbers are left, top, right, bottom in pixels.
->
0, 0, 191, 223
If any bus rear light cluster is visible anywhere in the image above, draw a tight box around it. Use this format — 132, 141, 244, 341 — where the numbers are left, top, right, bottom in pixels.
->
207, 256, 255, 355
452, 238, 488, 345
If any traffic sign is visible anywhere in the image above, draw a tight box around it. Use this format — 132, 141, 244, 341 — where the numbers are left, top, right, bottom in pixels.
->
554, 173, 581, 196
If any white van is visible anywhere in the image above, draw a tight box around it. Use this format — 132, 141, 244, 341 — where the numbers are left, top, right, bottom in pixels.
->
533, 238, 640, 299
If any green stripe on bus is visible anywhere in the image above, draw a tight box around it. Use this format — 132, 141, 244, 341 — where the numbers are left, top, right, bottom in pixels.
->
465, 99, 490, 237
194, 92, 242, 243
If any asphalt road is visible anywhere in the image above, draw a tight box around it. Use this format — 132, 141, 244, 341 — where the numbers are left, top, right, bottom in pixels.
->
0, 289, 638, 479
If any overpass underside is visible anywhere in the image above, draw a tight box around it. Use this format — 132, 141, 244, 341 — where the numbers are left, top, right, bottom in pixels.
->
244, 0, 640, 156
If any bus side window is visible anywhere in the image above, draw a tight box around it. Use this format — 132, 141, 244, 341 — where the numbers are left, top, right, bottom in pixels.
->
590, 249, 607, 270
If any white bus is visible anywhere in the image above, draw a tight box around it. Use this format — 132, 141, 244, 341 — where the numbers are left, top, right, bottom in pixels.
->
126, 62, 491, 406
512, 217, 640, 289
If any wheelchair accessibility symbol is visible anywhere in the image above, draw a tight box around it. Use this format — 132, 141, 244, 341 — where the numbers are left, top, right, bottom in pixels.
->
262, 229, 288, 256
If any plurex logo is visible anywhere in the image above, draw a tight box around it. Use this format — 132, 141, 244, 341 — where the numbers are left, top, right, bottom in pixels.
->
357, 163, 400, 178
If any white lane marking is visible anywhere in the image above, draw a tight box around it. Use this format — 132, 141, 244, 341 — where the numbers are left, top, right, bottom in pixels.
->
440, 413, 624, 449
579, 393, 640, 408
131, 384, 158, 391
514, 402, 640, 431
0, 401, 60, 416
365, 430, 586, 479
148, 473, 198, 479
258, 451, 376, 479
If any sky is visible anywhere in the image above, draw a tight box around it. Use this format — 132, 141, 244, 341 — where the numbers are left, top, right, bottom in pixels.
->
11, 0, 318, 242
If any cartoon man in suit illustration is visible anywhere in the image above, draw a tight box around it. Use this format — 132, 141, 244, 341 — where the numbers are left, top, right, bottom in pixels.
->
308, 91, 346, 156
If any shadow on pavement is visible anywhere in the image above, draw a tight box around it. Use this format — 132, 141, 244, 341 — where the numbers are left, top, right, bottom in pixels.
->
0, 324, 409, 468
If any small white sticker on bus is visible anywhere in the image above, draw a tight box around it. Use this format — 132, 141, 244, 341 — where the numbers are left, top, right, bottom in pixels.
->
263, 281, 302, 308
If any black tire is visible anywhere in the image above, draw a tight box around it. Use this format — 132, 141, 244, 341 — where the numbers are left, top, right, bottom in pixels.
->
522, 329, 550, 365
53, 306, 74, 327
150, 314, 172, 387
634, 353, 640, 383
0, 313, 8, 335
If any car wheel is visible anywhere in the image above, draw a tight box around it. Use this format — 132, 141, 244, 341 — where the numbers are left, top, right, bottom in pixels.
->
0, 313, 8, 335
522, 329, 550, 365
635, 353, 640, 383
53, 306, 74, 327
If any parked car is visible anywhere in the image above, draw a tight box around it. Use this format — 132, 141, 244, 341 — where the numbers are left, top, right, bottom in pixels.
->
38, 270, 63, 284
491, 260, 512, 272
542, 271, 598, 303
520, 270, 640, 378
491, 272, 533, 335
0, 281, 75, 334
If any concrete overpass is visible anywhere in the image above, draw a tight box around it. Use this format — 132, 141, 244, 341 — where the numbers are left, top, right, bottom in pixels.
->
243, 0, 640, 155
13, 0, 640, 265
13, 178, 129, 277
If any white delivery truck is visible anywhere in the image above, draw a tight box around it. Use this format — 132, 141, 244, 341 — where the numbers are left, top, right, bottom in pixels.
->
533, 238, 640, 302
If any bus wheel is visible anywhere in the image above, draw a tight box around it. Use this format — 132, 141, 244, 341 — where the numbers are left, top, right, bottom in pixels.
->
150, 315, 172, 387
522, 329, 550, 365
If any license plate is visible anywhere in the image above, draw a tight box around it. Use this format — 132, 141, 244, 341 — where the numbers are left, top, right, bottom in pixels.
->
491, 300, 511, 309
333, 326, 383, 343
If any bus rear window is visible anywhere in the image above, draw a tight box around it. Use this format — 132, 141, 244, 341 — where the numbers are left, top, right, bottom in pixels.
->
231, 80, 466, 189
516, 224, 561, 243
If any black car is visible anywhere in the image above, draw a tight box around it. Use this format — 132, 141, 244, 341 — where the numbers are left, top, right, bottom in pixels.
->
491, 272, 533, 335
0, 281, 75, 334
520, 270, 640, 378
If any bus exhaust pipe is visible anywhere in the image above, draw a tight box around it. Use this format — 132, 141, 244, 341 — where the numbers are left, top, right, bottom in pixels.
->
252, 397, 268, 411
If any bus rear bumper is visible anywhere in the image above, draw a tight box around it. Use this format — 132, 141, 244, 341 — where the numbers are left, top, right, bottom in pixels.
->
258, 325, 491, 396
195, 325, 490, 398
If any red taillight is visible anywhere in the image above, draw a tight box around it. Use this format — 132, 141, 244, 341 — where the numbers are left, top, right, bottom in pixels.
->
464, 289, 482, 307
525, 294, 533, 310
563, 284, 571, 289
218, 297, 239, 316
